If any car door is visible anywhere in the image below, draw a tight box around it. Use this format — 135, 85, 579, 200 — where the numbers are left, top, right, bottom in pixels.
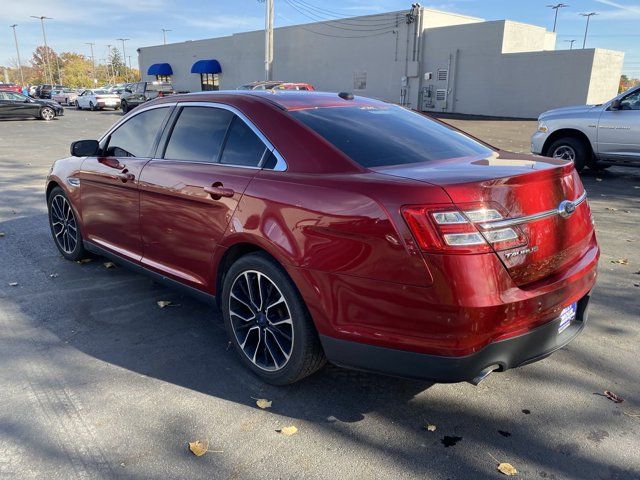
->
0, 92, 36, 117
79, 105, 173, 261
597, 88, 640, 162
138, 103, 268, 291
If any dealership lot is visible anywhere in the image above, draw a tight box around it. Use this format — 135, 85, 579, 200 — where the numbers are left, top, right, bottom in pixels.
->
0, 109, 638, 479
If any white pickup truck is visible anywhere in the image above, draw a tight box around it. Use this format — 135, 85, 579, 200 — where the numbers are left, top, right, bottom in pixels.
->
531, 85, 640, 171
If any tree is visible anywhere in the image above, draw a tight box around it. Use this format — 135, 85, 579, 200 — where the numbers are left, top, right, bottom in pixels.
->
31, 45, 60, 84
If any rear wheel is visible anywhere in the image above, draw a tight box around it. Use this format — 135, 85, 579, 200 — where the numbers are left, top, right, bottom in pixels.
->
47, 187, 86, 261
222, 252, 325, 385
121, 101, 128, 114
547, 137, 588, 172
89, 101, 95, 111
75, 100, 81, 110
40, 107, 55, 121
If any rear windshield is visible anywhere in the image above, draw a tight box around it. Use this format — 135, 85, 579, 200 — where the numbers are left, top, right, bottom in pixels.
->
148, 83, 173, 92
290, 104, 493, 168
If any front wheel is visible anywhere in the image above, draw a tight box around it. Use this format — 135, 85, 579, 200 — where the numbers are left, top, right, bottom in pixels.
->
121, 101, 128, 114
222, 252, 325, 385
47, 187, 87, 261
89, 101, 96, 111
75, 101, 81, 110
40, 107, 55, 121
547, 137, 588, 172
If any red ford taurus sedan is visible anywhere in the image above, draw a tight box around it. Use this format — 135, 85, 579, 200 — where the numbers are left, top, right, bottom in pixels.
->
46, 91, 599, 385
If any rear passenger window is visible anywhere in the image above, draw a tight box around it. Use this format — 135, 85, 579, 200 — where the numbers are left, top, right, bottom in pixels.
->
106, 107, 169, 157
164, 107, 232, 163
220, 116, 266, 167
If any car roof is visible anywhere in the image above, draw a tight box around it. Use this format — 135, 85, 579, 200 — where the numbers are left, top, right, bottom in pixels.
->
166, 90, 385, 112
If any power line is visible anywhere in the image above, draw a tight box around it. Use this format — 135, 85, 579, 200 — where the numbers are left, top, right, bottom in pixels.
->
276, 12, 397, 38
284, 0, 397, 32
289, 0, 400, 24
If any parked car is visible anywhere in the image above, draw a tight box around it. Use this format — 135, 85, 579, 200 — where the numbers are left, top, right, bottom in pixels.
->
0, 90, 64, 120
46, 91, 598, 385
52, 88, 80, 106
0, 83, 22, 93
532, 85, 640, 170
37, 84, 64, 99
120, 81, 174, 114
238, 81, 315, 91
75, 89, 121, 110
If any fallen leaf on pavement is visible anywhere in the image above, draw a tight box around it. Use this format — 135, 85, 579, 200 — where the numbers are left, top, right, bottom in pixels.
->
157, 300, 172, 308
76, 258, 92, 264
595, 178, 603, 182
425, 424, 437, 432
188, 439, 209, 457
610, 258, 628, 265
103, 262, 116, 269
49, 273, 59, 278
605, 207, 617, 211
255, 398, 272, 409
604, 390, 624, 403
8, 282, 18, 287
0, 232, 5, 237
497, 463, 517, 476
277, 426, 298, 436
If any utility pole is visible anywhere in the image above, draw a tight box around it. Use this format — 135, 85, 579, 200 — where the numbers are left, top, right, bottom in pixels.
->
564, 39, 576, 50
31, 15, 53, 85
580, 12, 597, 48
264, 0, 274, 81
546, 4, 569, 32
9, 25, 25, 86
86, 42, 96, 85
161, 28, 171, 45
117, 38, 130, 81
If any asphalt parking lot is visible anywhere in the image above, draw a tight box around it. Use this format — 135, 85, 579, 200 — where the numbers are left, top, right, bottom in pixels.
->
0, 108, 638, 480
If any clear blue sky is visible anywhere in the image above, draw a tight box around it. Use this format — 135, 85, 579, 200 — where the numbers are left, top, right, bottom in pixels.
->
1, 0, 638, 77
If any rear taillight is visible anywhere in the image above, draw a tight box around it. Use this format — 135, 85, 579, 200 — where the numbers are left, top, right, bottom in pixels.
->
402, 203, 527, 254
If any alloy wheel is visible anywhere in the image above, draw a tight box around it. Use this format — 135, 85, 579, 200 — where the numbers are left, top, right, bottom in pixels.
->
41, 107, 55, 121
50, 195, 78, 254
229, 270, 294, 372
552, 145, 576, 162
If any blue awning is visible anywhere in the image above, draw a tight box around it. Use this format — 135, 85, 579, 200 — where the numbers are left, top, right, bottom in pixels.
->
147, 63, 173, 75
191, 59, 222, 74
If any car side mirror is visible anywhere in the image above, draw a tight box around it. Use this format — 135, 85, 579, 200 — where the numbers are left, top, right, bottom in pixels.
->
70, 139, 100, 157
124, 88, 132, 93
610, 99, 621, 111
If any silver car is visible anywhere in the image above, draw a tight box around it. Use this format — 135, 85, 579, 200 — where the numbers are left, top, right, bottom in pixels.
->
531, 85, 640, 171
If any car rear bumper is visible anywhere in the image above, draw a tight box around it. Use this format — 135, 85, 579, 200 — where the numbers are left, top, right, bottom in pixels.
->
320, 292, 590, 383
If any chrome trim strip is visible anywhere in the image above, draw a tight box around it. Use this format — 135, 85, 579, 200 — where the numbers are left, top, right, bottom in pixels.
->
479, 191, 587, 230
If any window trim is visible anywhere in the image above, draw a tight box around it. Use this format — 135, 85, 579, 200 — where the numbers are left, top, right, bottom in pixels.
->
99, 103, 176, 158
158, 101, 287, 171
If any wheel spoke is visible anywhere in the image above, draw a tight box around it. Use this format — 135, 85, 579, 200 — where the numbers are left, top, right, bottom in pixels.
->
239, 326, 259, 349
266, 328, 290, 361
230, 309, 254, 322
251, 329, 262, 363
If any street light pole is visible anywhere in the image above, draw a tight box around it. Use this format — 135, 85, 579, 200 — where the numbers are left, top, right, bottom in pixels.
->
117, 38, 130, 82
546, 4, 569, 33
264, 0, 274, 80
30, 15, 53, 85
86, 42, 96, 85
564, 39, 576, 50
161, 28, 171, 45
580, 12, 597, 49
9, 24, 25, 86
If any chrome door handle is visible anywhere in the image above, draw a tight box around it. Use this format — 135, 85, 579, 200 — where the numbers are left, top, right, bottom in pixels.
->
204, 185, 235, 198
116, 172, 134, 182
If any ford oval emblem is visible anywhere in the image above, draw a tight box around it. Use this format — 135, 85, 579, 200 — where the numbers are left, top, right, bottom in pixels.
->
557, 200, 576, 218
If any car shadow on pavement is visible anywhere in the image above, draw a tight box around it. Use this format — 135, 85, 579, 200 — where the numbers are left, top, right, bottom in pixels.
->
0, 164, 638, 478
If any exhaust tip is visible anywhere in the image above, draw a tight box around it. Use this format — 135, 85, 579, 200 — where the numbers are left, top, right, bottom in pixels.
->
469, 364, 500, 386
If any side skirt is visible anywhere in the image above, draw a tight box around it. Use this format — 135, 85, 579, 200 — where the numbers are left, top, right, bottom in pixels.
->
83, 240, 218, 307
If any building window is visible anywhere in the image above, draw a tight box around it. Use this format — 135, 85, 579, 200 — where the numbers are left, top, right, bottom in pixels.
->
353, 71, 367, 90
437, 69, 448, 82
200, 73, 220, 91
435, 89, 447, 101
156, 74, 171, 82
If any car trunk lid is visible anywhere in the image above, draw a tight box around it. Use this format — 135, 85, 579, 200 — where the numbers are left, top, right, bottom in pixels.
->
374, 152, 595, 286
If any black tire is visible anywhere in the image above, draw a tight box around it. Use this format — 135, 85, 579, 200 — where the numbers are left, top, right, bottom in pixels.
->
221, 252, 325, 385
40, 106, 55, 121
89, 101, 96, 111
547, 137, 589, 172
47, 186, 87, 261
75, 100, 81, 110
121, 101, 128, 114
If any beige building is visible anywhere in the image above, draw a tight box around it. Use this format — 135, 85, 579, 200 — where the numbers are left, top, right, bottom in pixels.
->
137, 6, 623, 118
